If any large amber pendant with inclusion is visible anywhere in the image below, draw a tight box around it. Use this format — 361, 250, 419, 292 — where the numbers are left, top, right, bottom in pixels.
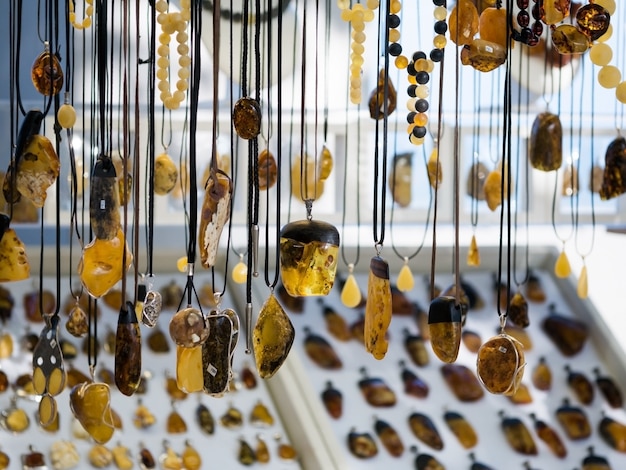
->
253, 293, 295, 379
428, 296, 462, 363
279, 220, 339, 296
199, 169, 232, 269
364, 256, 392, 360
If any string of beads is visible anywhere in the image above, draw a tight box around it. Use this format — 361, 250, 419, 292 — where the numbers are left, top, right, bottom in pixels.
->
69, 0, 94, 30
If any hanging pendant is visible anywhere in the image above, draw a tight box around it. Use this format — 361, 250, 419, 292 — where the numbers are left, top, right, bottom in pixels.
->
159, 441, 183, 470
231, 254, 248, 284
508, 291, 530, 328
499, 411, 538, 455
530, 413, 567, 458
441, 364, 485, 402
114, 302, 142, 396
199, 169, 232, 269
525, 271, 546, 302
467, 234, 480, 266
321, 381, 343, 419
142, 275, 162, 328
581, 447, 612, 470
233, 97, 262, 139
32, 314, 66, 398
358, 368, 397, 407
530, 112, 563, 171
368, 69, 397, 119
508, 383, 533, 404
408, 412, 444, 450
322, 304, 351, 341
427, 148, 442, 188
347, 428, 378, 459
565, 365, 595, 405
443, 410, 478, 449
258, 149, 278, 190
90, 158, 120, 240
240, 362, 257, 389
181, 441, 202, 470
340, 266, 362, 308
279, 219, 340, 296
555, 398, 591, 440
428, 296, 462, 363
176, 345, 203, 393
388, 152, 412, 207
202, 307, 238, 396
477, 332, 526, 396
132, 400, 156, 429
1, 396, 30, 433
577, 264, 588, 299
255, 435, 270, 464
220, 403, 243, 429
0, 447, 8, 470
66, 300, 88, 337
291, 153, 326, 200
238, 437, 256, 466
154, 152, 179, 195
169, 306, 209, 348
364, 256, 392, 360
303, 327, 342, 369
397, 260, 415, 292
166, 404, 187, 434
196, 402, 215, 435
484, 165, 503, 211
0, 214, 30, 282
249, 399, 275, 427
467, 161, 488, 200
554, 248, 571, 278
319, 145, 333, 181
399, 361, 429, 398
253, 293, 295, 378
69, 382, 115, 444
594, 367, 624, 408
542, 304, 588, 356
31, 42, 64, 95
374, 417, 404, 457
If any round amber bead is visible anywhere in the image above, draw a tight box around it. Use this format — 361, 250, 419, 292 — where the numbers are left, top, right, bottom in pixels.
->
366, 0, 379, 9
434, 6, 447, 21
595, 0, 616, 15
406, 98, 417, 111
433, 34, 447, 49
598, 65, 621, 88
389, 29, 401, 43
340, 9, 352, 21
589, 43, 613, 66
408, 75, 417, 85
395, 55, 409, 69
352, 31, 366, 43
616, 81, 626, 104
363, 9, 375, 21
57, 104, 77, 129
337, 0, 349, 9
597, 24, 613, 42
415, 58, 430, 72
407, 123, 416, 134
390, 0, 401, 14
409, 135, 425, 146
414, 113, 428, 127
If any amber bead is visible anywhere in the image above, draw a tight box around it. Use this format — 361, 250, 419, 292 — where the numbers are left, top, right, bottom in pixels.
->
576, 4, 611, 41
233, 97, 262, 139
444, 410, 478, 449
374, 418, 404, 457
449, 0, 479, 45
253, 294, 295, 378
364, 256, 392, 360
600, 136, 626, 200
347, 429, 378, 459
199, 170, 232, 269
31, 47, 64, 95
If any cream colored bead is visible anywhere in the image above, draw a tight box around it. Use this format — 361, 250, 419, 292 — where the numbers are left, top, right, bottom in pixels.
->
434, 5, 447, 20
158, 80, 171, 92
156, 0, 168, 13
598, 65, 621, 89
158, 45, 170, 57
337, 0, 350, 9
159, 33, 171, 45
589, 43, 612, 67
597, 24, 613, 43
595, 0, 616, 15
157, 68, 169, 80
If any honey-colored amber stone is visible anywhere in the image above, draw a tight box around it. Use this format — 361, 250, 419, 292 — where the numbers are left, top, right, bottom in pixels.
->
66, 304, 88, 337
477, 334, 525, 395
551, 24, 590, 54
161, 446, 183, 470
166, 408, 187, 433
599, 415, 626, 452
368, 69, 397, 119
220, 404, 243, 429
408, 412, 444, 450
479, 7, 507, 47
199, 170, 232, 269
319, 145, 334, 181
508, 292, 529, 327
233, 97, 262, 139
464, 39, 506, 72
303, 328, 342, 369
0, 449, 9, 469
78, 229, 132, 298
566, 365, 594, 405
404, 330, 429, 367
3, 406, 30, 433
364, 256, 392, 360
249, 400, 274, 427
255, 436, 270, 464
258, 149, 278, 190
253, 293, 295, 378
347, 429, 378, 459
577, 265, 588, 299
358, 374, 396, 407
467, 234, 480, 266
427, 148, 442, 188
0, 225, 29, 282
57, 103, 76, 129
69, 382, 115, 444
182, 442, 202, 470
133, 401, 156, 428
595, 368, 623, 408
88, 445, 113, 468
483, 168, 502, 211
323, 306, 351, 341
321, 381, 343, 419
340, 273, 362, 308
31, 48, 64, 95
428, 296, 462, 363
532, 357, 552, 390
374, 418, 404, 457
0, 332, 12, 359
154, 153, 178, 195
443, 410, 478, 449
16, 134, 60, 207
500, 413, 537, 455
576, 4, 611, 41
507, 382, 533, 404
176, 345, 203, 393
555, 399, 591, 440
530, 414, 567, 458
441, 364, 484, 402
388, 152, 412, 207
554, 250, 571, 278
397, 263, 414, 292
449, 0, 480, 45
540, 0, 571, 25
600, 136, 626, 200
169, 307, 209, 348
111, 444, 133, 470
462, 329, 482, 353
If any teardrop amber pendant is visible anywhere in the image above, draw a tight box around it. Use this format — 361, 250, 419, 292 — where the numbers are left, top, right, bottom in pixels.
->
427, 148, 442, 188
160, 442, 183, 470
321, 381, 343, 419
195, 403, 215, 435
253, 293, 295, 379
249, 400, 275, 427
428, 296, 462, 363
238, 437, 256, 465
484, 168, 502, 211
577, 264, 588, 299
530, 413, 567, 458
467, 234, 480, 266
258, 149, 278, 190
133, 400, 157, 429
531, 356, 552, 391
340, 272, 362, 308
166, 407, 187, 434
397, 262, 414, 292
554, 249, 571, 278
1, 399, 30, 433
276, 436, 298, 461
231, 258, 248, 284
220, 404, 243, 429
255, 435, 270, 463
364, 256, 392, 360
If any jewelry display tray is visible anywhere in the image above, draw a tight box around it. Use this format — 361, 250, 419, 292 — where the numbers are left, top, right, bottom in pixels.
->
249, 245, 626, 470
0, 272, 301, 470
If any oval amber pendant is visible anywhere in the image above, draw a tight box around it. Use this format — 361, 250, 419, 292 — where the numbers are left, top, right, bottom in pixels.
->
554, 249, 571, 278
233, 97, 262, 140
340, 272, 362, 308
258, 149, 278, 190
90, 159, 120, 240
428, 296, 462, 363
396, 262, 414, 292
31, 44, 64, 95
388, 152, 412, 207
114, 302, 142, 396
600, 136, 626, 200
154, 153, 179, 195
577, 265, 588, 299
477, 333, 526, 395
364, 256, 392, 360
576, 4, 610, 41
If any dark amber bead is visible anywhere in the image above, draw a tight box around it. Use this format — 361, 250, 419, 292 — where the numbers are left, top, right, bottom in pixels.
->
576, 4, 610, 41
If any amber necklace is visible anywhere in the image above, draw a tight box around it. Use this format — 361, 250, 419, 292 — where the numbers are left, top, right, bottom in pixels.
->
467, 71, 481, 267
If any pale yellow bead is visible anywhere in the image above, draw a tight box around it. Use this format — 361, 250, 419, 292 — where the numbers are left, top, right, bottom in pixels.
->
589, 43, 612, 66
351, 42, 365, 55
409, 135, 425, 145
163, 23, 176, 35
366, 0, 380, 9
158, 80, 171, 92
157, 56, 170, 68
352, 21, 365, 32
173, 90, 185, 103
175, 21, 187, 34
340, 9, 353, 21
352, 55, 364, 67
340, 273, 361, 308
176, 32, 188, 43
415, 59, 430, 72
406, 98, 417, 111
176, 80, 189, 92
363, 9, 375, 21
397, 264, 414, 292
178, 67, 191, 79
598, 65, 621, 88
159, 33, 171, 45
554, 250, 571, 278
180, 9, 191, 21
595, 0, 616, 15
179, 55, 191, 67
353, 10, 365, 22
433, 34, 447, 49
157, 13, 168, 25
157, 68, 169, 80
158, 45, 170, 57
390, 0, 402, 14
164, 97, 179, 110
337, 0, 350, 10
159, 92, 169, 102
597, 24, 613, 43
86, 5, 93, 15
352, 31, 366, 44
434, 5, 447, 21
231, 261, 248, 284
156, 0, 168, 13
616, 81, 626, 104
177, 44, 189, 56
57, 104, 77, 129
416, 85, 429, 99
180, 0, 191, 8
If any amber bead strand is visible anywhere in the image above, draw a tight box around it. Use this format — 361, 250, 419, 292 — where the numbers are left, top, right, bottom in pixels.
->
387, 0, 408, 70
512, 0, 543, 45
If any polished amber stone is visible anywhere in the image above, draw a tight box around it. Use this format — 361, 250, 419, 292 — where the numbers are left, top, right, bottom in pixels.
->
427, 149, 442, 188
408, 412, 444, 450
595, 369, 623, 408
532, 357, 552, 390
555, 400, 591, 439
255, 436, 270, 464
401, 366, 429, 398
199, 170, 232, 269
321, 381, 343, 419
364, 257, 392, 360
220, 405, 243, 429
88, 445, 113, 468
577, 265, 588, 299
462, 329, 482, 353
347, 430, 378, 459
66, 304, 88, 337
599, 415, 626, 452
233, 97, 262, 139
530, 414, 567, 458
323, 306, 351, 341
508, 292, 529, 327
23, 289, 55, 323
253, 293, 295, 378
31, 49, 64, 95
479, 7, 507, 47
444, 410, 478, 449
388, 152, 412, 207
258, 149, 278, 190
165, 375, 187, 401
319, 145, 333, 181
237, 438, 256, 465
477, 334, 525, 395
160, 446, 183, 470
176, 345, 203, 393
114, 302, 142, 396
467, 234, 480, 266
500, 414, 538, 455
576, 4, 611, 41
539, 0, 571, 25
374, 418, 404, 457
551, 24, 590, 54
112, 444, 133, 470
368, 69, 397, 119
483, 168, 502, 211
169, 307, 209, 348
0, 450, 9, 470
304, 329, 342, 369
69, 382, 115, 444
464, 39, 506, 72
542, 307, 588, 356
340, 273, 362, 308
16, 134, 60, 207
195, 403, 214, 434
441, 364, 484, 402
566, 365, 594, 405
600, 136, 626, 200
449, 0, 480, 45
182, 442, 202, 470
154, 152, 178, 195
3, 406, 30, 433
90, 160, 120, 240
249, 400, 274, 427
397, 263, 415, 292
166, 409, 187, 433
358, 376, 396, 406
404, 331, 429, 367
78, 229, 132, 298
428, 296, 462, 363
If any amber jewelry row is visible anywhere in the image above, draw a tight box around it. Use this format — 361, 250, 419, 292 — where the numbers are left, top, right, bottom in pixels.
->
405, 52, 433, 146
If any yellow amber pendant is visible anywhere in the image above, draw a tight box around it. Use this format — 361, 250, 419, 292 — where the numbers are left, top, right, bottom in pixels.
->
16, 134, 60, 207
249, 400, 275, 427
57, 103, 76, 129
1, 398, 30, 433
0, 220, 30, 282
198, 169, 232, 269
364, 256, 392, 360
291, 153, 325, 201
484, 168, 502, 211
0, 448, 9, 469
231, 256, 248, 284
279, 219, 340, 296
276, 436, 298, 461
78, 229, 132, 298
427, 148, 442, 188
0, 331, 13, 359
160, 443, 183, 470
133, 400, 156, 429
319, 145, 334, 181
253, 293, 295, 379
31, 44, 64, 95
577, 265, 588, 299
176, 256, 187, 273
182, 441, 202, 470
111, 443, 133, 470
69, 382, 115, 444
396, 262, 414, 292
176, 345, 203, 393
166, 407, 187, 434
477, 333, 526, 395
428, 296, 462, 363
341, 272, 362, 308
154, 152, 179, 195
554, 249, 571, 278
255, 435, 270, 463
467, 234, 480, 266
449, 0, 480, 45
479, 6, 507, 48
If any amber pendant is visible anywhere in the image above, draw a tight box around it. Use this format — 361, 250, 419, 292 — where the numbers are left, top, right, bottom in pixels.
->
276, 435, 298, 461
66, 302, 88, 337
600, 136, 626, 200
389, 152, 412, 207
341, 271, 362, 308
525, 271, 546, 302
169, 306, 209, 348
195, 402, 214, 435
469, 454, 495, 470
467, 161, 488, 200
258, 148, 278, 190
291, 153, 325, 201
428, 296, 462, 363
368, 69, 397, 119
581, 447, 612, 470
303, 327, 342, 369
199, 169, 232, 268
160, 442, 183, 470
403, 329, 429, 367
483, 167, 503, 211
322, 305, 351, 341
236, 437, 256, 466
220, 403, 243, 429
110, 443, 133, 470
133, 400, 156, 429
408, 412, 444, 450
444, 410, 478, 449
565, 365, 594, 405
255, 435, 270, 464
0, 285, 14, 322
477, 333, 526, 395
441, 364, 484, 402
449, 0, 479, 45
576, 4, 611, 41
253, 293, 295, 378
21, 447, 47, 470
89, 444, 113, 468
577, 264, 589, 299
530, 413, 567, 458
147, 327, 170, 353
90, 158, 120, 240
202, 308, 238, 396
16, 130, 60, 207
373, 417, 404, 457
400, 361, 429, 399
176, 345, 203, 393
467, 234, 480, 266
233, 97, 261, 139
347, 428, 378, 459
462, 329, 482, 353
531, 356, 552, 391
321, 381, 343, 419
0, 216, 30, 282
114, 302, 142, 396
23, 288, 55, 323
240, 362, 257, 389
551, 24, 590, 54
594, 368, 623, 408
249, 399, 274, 427
358, 369, 397, 407
1, 397, 30, 433
319, 145, 334, 181
166, 406, 187, 434
542, 304, 588, 356
0, 448, 9, 470
413, 449, 445, 470
598, 414, 626, 453
364, 256, 392, 359
32, 314, 66, 397
508, 383, 533, 405
554, 249, 571, 278
539, 0, 571, 25
165, 374, 187, 401
31, 43, 64, 95
427, 148, 442, 188
397, 261, 415, 293
508, 292, 530, 328
499, 412, 537, 455
279, 219, 340, 296
555, 398, 591, 440
69, 382, 115, 444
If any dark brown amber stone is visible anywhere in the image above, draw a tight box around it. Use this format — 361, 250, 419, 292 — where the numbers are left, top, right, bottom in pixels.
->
114, 302, 142, 396
600, 136, 626, 200
31, 49, 63, 95
374, 418, 404, 457
500, 412, 538, 455
0, 370, 8, 393
358, 373, 397, 407
462, 329, 482, 353
565, 365, 594, 405
347, 429, 378, 459
400, 362, 429, 398
160, 280, 183, 309
530, 413, 567, 458
89, 159, 120, 240
508, 292, 530, 328
303, 328, 342, 369
530, 112, 562, 171
403, 329, 429, 367
233, 97, 262, 140
196, 403, 215, 435
542, 305, 588, 356
441, 364, 484, 402
23, 289, 55, 323
238, 438, 256, 465
257, 149, 277, 190
391, 285, 414, 314
555, 399, 591, 440
428, 296, 462, 363
0, 285, 14, 323
321, 381, 342, 419
415, 452, 445, 470
139, 448, 156, 469
408, 412, 444, 450
147, 328, 170, 353
594, 368, 623, 408
466, 161, 488, 200
202, 312, 235, 396
368, 69, 397, 119
582, 448, 611, 470
240, 363, 257, 389
576, 4, 610, 41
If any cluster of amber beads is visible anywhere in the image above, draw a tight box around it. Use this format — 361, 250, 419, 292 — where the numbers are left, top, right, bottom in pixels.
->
155, 0, 191, 110
386, 0, 407, 69
338, 0, 380, 104
69, 0, 94, 30
457, 2, 507, 72
405, 52, 433, 146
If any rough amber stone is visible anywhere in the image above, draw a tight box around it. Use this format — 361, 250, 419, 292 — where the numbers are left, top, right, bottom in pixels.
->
450, 0, 480, 45
347, 429, 378, 459
388, 152, 412, 207
279, 220, 339, 296
0, 225, 29, 283
16, 134, 60, 207
374, 418, 404, 457
0, 332, 12, 359
303, 329, 342, 369
323, 306, 351, 341
532, 357, 552, 390
69, 382, 115, 444
154, 152, 178, 195
169, 307, 209, 348
258, 149, 278, 190
576, 4, 611, 41
555, 400, 591, 439
253, 293, 295, 378
444, 410, 478, 449
368, 69, 397, 119
479, 7, 507, 47
500, 413, 538, 455
600, 136, 626, 200
199, 170, 232, 269
31, 48, 64, 95
249, 400, 274, 427
114, 302, 142, 396
364, 256, 392, 360
441, 364, 484, 402
3, 405, 30, 433
540, 0, 571, 25
132, 401, 156, 428
477, 334, 526, 395
88, 445, 113, 468
542, 306, 588, 354
78, 229, 132, 298
233, 97, 262, 139
111, 444, 133, 470
160, 446, 183, 470
530, 414, 567, 458
428, 296, 462, 363
465, 39, 507, 72
551, 24, 590, 54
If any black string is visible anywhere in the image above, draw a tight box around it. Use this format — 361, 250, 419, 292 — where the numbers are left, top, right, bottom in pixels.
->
145, 0, 156, 278
470, 69, 480, 228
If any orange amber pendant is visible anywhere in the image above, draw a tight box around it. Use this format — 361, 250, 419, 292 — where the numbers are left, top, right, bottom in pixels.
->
600, 136, 626, 200
31, 43, 64, 95
499, 412, 538, 455
477, 333, 526, 395
428, 296, 462, 363
364, 256, 392, 360
449, 0, 479, 45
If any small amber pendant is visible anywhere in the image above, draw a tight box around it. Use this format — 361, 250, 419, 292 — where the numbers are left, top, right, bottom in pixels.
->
576, 3, 611, 41
441, 364, 485, 402
258, 149, 278, 190
525, 271, 546, 302
169, 306, 209, 348
462, 329, 482, 353
554, 249, 571, 278
469, 453, 495, 470
321, 381, 343, 419
499, 411, 538, 455
255, 435, 270, 464
397, 261, 415, 292
508, 292, 530, 328
66, 302, 88, 338
322, 305, 351, 341
303, 327, 342, 369
577, 264, 589, 299
159, 442, 183, 470
408, 412, 444, 450
111, 443, 133, 470
165, 374, 187, 401
176, 345, 203, 393
88, 445, 113, 469
555, 398, 591, 440
153, 152, 179, 195
166, 405, 187, 434
195, 402, 214, 435
147, 328, 170, 353
551, 24, 590, 54
202, 308, 238, 396
114, 302, 142, 396
389, 152, 412, 207
467, 234, 480, 267
220, 403, 243, 429
279, 219, 340, 296
37, 394, 57, 428
133, 400, 156, 429
531, 356, 552, 391
581, 447, 612, 470
594, 368, 624, 408
413, 449, 445, 470
598, 414, 626, 453
507, 383, 533, 404
403, 329, 429, 367
565, 365, 594, 405
444, 410, 478, 449
542, 304, 588, 356
364, 256, 392, 360
427, 148, 442, 188
231, 256, 248, 285
319, 145, 334, 181
358, 369, 397, 407
0, 215, 30, 282
275, 435, 298, 461
198, 169, 232, 269
249, 400, 274, 427
31, 42, 64, 95
32, 315, 66, 398
368, 69, 397, 119
233, 97, 262, 140
374, 417, 404, 457
15, 128, 60, 208
21, 447, 47, 469
0, 449, 8, 470
483, 167, 503, 211
463, 39, 507, 72
428, 296, 462, 363
1, 397, 30, 433
237, 437, 256, 466
347, 428, 378, 459
477, 332, 526, 395
89, 158, 120, 240
600, 136, 626, 200
69, 382, 115, 444
253, 293, 295, 378
240, 363, 257, 389
530, 413, 567, 458
400, 361, 429, 399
